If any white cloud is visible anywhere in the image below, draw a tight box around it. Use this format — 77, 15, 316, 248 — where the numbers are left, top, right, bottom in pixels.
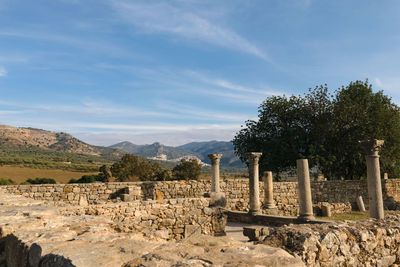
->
0, 66, 7, 77
110, 1, 268, 61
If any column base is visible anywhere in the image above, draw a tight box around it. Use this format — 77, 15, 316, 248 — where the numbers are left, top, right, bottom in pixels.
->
248, 210, 261, 216
264, 203, 276, 209
264, 208, 279, 216
209, 192, 226, 208
297, 214, 315, 222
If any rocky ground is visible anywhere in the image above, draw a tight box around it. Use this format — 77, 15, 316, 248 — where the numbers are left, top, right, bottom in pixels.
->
0, 191, 303, 267
260, 217, 400, 266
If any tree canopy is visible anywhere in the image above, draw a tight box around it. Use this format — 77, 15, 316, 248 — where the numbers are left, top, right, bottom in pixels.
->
110, 154, 165, 182
172, 159, 202, 180
232, 80, 400, 180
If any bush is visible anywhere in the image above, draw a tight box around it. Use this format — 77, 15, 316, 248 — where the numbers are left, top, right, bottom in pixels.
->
25, 177, 56, 184
68, 174, 106, 184
0, 178, 15, 185
172, 159, 202, 180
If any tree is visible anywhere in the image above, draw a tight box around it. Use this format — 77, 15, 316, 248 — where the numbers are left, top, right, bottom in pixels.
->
172, 159, 202, 180
99, 164, 112, 182
110, 154, 165, 182
233, 80, 400, 180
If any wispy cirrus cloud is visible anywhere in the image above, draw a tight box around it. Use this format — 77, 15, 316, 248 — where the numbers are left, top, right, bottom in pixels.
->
110, 0, 269, 61
186, 71, 283, 96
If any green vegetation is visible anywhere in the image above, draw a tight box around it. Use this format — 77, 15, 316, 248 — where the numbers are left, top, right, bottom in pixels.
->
25, 177, 57, 184
233, 80, 400, 180
318, 211, 369, 221
0, 178, 15, 185
68, 174, 106, 184
110, 154, 202, 181
0, 147, 118, 171
111, 154, 166, 181
172, 159, 202, 180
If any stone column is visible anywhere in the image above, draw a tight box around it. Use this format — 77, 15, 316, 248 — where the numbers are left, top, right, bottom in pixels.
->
297, 159, 314, 221
263, 171, 276, 209
247, 152, 262, 215
360, 139, 385, 219
357, 196, 366, 212
208, 154, 222, 193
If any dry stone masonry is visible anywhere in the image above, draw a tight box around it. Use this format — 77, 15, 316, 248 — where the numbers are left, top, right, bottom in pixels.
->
261, 215, 400, 266
4, 178, 400, 216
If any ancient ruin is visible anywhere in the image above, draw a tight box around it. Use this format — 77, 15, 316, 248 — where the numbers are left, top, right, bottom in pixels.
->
2, 149, 400, 266
297, 159, 315, 221
263, 171, 276, 209
246, 152, 262, 215
360, 139, 385, 219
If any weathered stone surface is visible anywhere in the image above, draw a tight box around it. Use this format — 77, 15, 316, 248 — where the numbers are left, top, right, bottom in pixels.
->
124, 235, 304, 267
3, 178, 400, 217
209, 191, 226, 207
0, 192, 302, 267
261, 215, 400, 267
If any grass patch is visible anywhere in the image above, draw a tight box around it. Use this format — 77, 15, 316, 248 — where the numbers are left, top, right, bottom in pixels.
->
317, 211, 369, 221
0, 165, 97, 184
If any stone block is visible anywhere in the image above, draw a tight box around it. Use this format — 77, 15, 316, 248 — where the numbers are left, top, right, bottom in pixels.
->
121, 194, 133, 202
184, 224, 201, 238
209, 192, 226, 208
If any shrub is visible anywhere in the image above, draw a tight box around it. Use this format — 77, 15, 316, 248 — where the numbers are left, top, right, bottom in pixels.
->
68, 174, 106, 184
25, 177, 56, 184
0, 178, 15, 185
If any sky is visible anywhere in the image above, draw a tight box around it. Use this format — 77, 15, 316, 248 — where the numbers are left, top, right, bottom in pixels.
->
1, 0, 400, 146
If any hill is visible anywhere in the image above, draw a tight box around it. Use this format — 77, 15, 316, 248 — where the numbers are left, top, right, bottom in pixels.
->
0, 125, 121, 158
109, 141, 197, 160
0, 125, 123, 170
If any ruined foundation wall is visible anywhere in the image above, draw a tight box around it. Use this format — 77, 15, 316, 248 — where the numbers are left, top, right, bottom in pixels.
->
261, 215, 400, 267
60, 198, 216, 240
2, 178, 400, 212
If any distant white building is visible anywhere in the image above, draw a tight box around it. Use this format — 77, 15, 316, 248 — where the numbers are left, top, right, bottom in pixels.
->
148, 154, 168, 161
171, 155, 210, 167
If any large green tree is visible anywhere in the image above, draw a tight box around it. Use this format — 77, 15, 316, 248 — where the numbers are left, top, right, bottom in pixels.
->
110, 154, 165, 182
172, 159, 202, 180
233, 80, 400, 180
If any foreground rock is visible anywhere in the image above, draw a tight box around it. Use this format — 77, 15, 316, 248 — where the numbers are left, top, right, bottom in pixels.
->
0, 192, 303, 266
260, 216, 400, 266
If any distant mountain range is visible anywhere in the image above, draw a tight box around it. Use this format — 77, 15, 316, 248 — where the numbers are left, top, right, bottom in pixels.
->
0, 124, 244, 169
110, 140, 244, 168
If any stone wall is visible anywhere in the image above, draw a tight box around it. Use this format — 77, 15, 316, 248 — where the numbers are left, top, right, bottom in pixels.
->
59, 198, 221, 240
261, 215, 400, 266
3, 178, 400, 214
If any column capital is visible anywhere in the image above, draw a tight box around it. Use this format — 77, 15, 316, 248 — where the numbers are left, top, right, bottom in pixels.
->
208, 153, 222, 163
246, 152, 262, 164
359, 139, 384, 156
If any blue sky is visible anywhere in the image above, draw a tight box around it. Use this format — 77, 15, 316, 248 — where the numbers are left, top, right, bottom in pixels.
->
1, 0, 400, 146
